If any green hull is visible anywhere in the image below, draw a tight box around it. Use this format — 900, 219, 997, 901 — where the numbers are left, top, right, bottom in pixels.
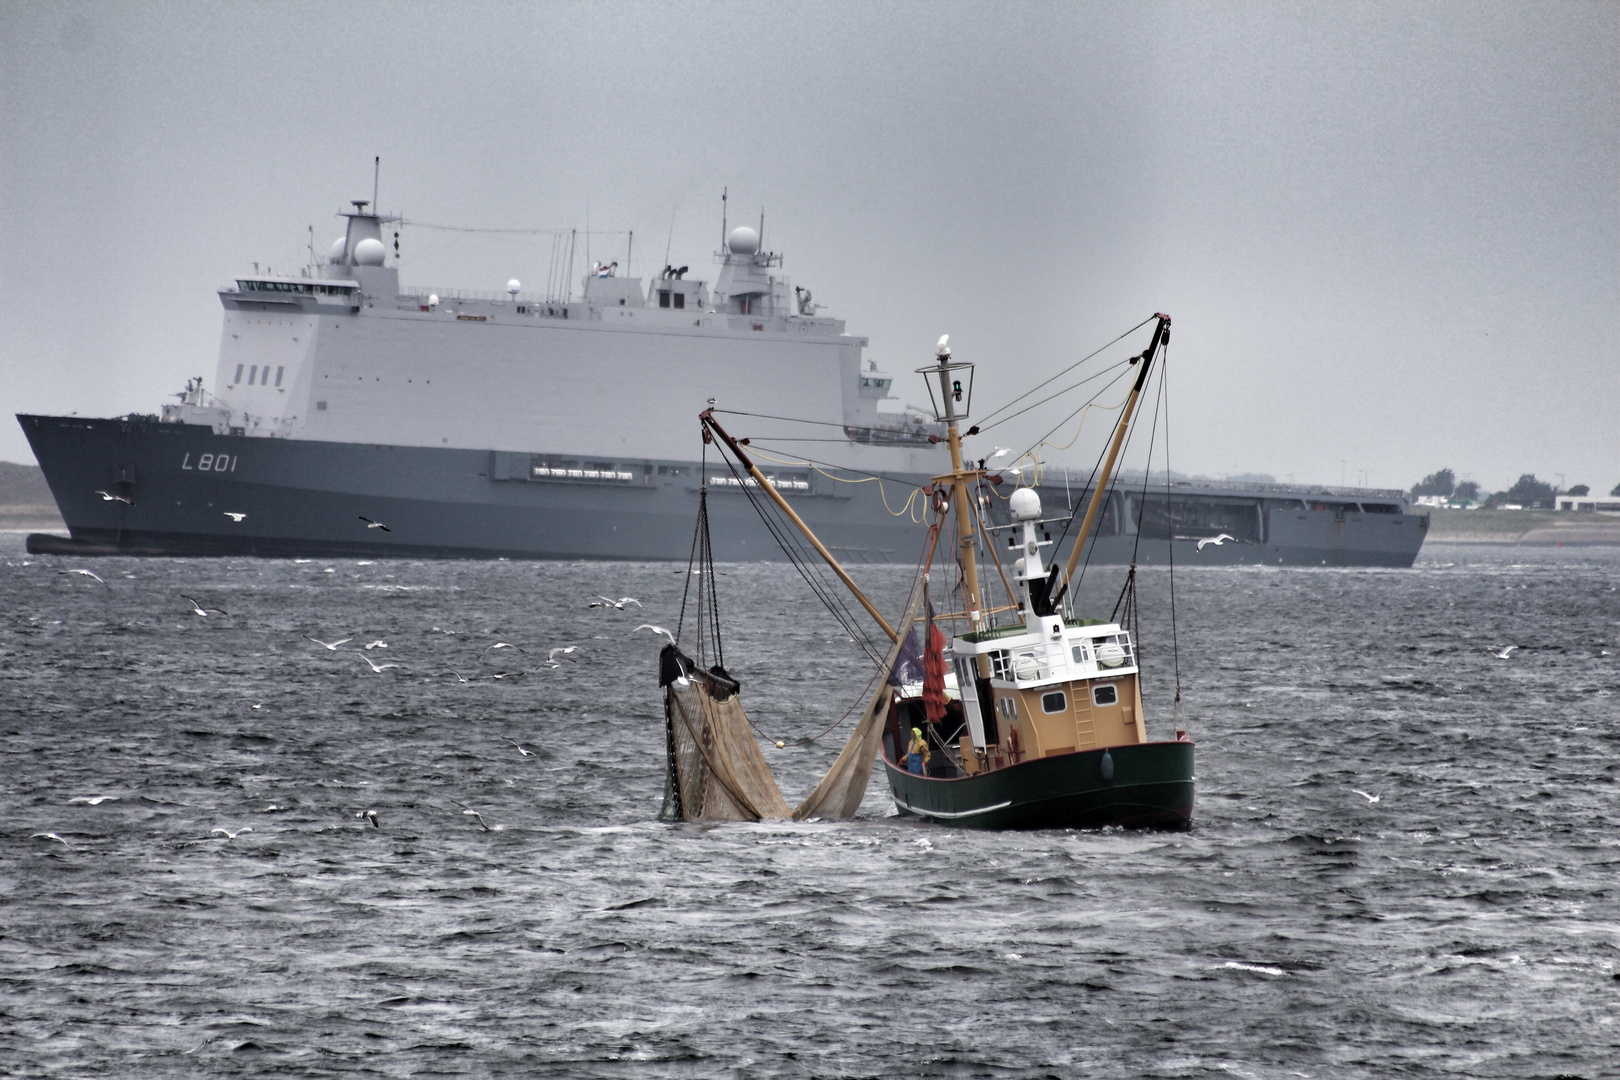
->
883, 740, 1195, 831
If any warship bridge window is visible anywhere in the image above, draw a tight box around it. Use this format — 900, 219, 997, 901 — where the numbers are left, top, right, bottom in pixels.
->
274, 366, 284, 387
1362, 502, 1399, 514
1092, 684, 1118, 707
233, 364, 244, 385
316, 401, 327, 411
249, 365, 259, 385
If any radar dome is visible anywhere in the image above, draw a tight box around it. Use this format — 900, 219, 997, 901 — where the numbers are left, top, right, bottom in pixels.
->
726, 226, 759, 255
507, 279, 521, 296
353, 238, 386, 266
329, 237, 347, 261
1009, 487, 1042, 522
427, 294, 439, 308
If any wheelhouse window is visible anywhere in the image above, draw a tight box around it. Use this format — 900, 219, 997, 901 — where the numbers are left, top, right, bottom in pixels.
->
1041, 691, 1067, 713
1092, 684, 1118, 707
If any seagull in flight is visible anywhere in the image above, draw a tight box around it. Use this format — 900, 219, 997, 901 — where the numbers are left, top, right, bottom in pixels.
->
94, 489, 135, 506
356, 653, 403, 673
1352, 789, 1381, 804
210, 826, 253, 840
988, 447, 1013, 460
634, 624, 677, 645
31, 832, 69, 846
1196, 534, 1236, 552
223, 512, 247, 522
180, 594, 228, 617
484, 642, 525, 654
442, 670, 472, 683
305, 635, 351, 650
537, 645, 579, 668
357, 809, 380, 828
358, 516, 391, 532
1494, 645, 1518, 659
69, 795, 120, 805
362, 640, 388, 650
590, 596, 642, 610
503, 738, 535, 757
58, 569, 110, 589
451, 800, 492, 831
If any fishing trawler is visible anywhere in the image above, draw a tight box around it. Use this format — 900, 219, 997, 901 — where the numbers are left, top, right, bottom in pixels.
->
659, 315, 1194, 830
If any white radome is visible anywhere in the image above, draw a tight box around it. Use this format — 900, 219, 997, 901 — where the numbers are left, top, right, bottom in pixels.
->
507, 279, 521, 296
726, 226, 759, 255
353, 238, 386, 266
330, 237, 347, 261
427, 294, 439, 308
1009, 487, 1042, 522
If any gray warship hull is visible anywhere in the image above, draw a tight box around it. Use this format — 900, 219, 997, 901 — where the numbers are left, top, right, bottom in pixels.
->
19, 414, 1427, 566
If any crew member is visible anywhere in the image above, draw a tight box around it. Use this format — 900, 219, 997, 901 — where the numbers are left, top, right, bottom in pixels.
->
906, 727, 930, 775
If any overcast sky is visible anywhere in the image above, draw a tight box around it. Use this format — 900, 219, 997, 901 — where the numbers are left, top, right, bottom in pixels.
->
2, 1, 1614, 493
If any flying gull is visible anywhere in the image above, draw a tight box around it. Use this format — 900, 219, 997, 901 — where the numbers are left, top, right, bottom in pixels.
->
1196, 534, 1236, 552
357, 809, 380, 828
358, 516, 391, 532
484, 642, 526, 653
69, 795, 120, 805
210, 826, 253, 840
223, 512, 247, 522
180, 594, 228, 617
362, 640, 388, 650
1352, 789, 1381, 804
503, 738, 535, 757
31, 832, 70, 846
1494, 645, 1518, 659
634, 624, 677, 645
94, 489, 135, 506
305, 635, 351, 650
589, 596, 643, 610
451, 800, 492, 831
356, 653, 403, 673
58, 569, 110, 589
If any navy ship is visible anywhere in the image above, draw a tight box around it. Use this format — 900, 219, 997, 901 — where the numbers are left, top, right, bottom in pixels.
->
18, 197, 1427, 567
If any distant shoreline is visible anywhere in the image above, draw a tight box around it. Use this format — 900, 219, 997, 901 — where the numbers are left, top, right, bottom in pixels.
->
1422, 507, 1620, 546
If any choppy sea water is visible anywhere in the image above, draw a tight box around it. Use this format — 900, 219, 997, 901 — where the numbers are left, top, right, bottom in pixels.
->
1, 532, 1616, 1079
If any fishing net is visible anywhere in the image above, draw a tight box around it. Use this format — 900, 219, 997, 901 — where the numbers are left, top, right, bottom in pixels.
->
659, 573, 926, 823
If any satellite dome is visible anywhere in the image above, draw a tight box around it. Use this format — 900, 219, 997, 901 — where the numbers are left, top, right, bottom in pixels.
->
329, 237, 347, 261
726, 226, 759, 255
1009, 487, 1042, 522
507, 279, 521, 296
353, 238, 386, 266
427, 294, 439, 308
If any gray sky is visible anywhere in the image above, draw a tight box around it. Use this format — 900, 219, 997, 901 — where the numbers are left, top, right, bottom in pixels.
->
3, 1, 1615, 493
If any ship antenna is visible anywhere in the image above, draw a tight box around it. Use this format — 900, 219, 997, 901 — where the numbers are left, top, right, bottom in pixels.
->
757, 208, 764, 253
372, 156, 380, 211
664, 205, 676, 269
627, 230, 633, 279
720, 187, 727, 250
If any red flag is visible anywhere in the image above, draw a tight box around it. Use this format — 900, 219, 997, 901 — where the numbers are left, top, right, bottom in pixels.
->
922, 621, 948, 725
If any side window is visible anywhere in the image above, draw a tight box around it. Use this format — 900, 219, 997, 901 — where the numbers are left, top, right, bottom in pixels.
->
1071, 643, 1090, 663
1092, 684, 1118, 707
1041, 691, 1067, 713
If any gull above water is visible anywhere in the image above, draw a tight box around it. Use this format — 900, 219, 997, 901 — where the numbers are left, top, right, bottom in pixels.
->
590, 595, 642, 610
359, 516, 391, 532
223, 512, 247, 522
1196, 534, 1236, 551
634, 624, 677, 645
69, 795, 120, 805
181, 594, 228, 617
305, 635, 352, 650
59, 569, 111, 589
211, 826, 253, 840
94, 489, 135, 506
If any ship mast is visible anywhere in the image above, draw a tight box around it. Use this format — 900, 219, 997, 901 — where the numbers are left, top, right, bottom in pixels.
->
921, 337, 986, 631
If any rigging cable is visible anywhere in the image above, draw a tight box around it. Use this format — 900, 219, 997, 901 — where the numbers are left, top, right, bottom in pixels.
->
973, 314, 1158, 430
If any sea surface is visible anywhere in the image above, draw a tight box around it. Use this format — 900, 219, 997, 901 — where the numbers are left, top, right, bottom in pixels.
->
2, 534, 1616, 1078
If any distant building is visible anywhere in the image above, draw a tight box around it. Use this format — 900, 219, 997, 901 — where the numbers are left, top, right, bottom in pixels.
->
1556, 495, 1620, 513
